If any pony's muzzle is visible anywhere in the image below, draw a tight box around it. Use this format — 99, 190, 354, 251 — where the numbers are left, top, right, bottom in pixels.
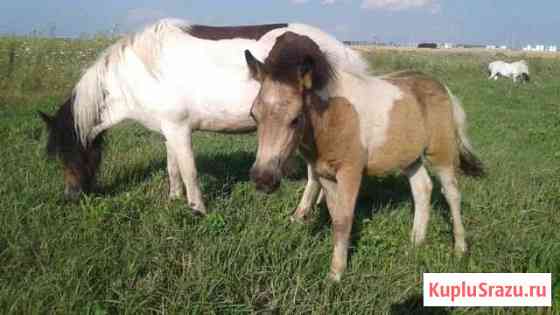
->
250, 166, 281, 194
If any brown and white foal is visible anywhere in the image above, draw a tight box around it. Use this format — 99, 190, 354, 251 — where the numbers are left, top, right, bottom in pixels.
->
245, 32, 484, 281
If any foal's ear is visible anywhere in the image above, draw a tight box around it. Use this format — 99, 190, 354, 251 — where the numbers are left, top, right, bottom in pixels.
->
38, 111, 54, 128
299, 56, 314, 90
245, 50, 265, 82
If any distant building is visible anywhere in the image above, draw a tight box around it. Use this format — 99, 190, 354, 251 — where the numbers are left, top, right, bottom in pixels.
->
418, 42, 437, 49
548, 45, 557, 52
524, 45, 548, 52
486, 45, 496, 49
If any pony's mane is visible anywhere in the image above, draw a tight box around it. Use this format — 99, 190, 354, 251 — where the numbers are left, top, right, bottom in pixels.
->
72, 18, 189, 146
264, 32, 337, 91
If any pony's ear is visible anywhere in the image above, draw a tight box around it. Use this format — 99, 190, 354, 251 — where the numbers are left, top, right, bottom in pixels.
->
299, 56, 314, 90
38, 111, 54, 128
245, 50, 266, 82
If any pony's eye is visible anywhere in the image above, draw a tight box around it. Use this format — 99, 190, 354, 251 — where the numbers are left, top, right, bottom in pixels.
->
290, 114, 302, 128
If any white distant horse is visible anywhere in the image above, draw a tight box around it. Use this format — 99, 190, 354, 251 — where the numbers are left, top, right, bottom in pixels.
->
39, 18, 369, 215
488, 60, 530, 82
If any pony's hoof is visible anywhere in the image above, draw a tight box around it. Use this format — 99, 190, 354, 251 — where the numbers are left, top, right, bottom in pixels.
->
290, 208, 312, 224
328, 271, 342, 282
289, 215, 302, 224
169, 189, 184, 200
410, 234, 426, 247
191, 209, 206, 217
169, 193, 183, 201
189, 202, 207, 217
454, 241, 468, 257
289, 213, 306, 224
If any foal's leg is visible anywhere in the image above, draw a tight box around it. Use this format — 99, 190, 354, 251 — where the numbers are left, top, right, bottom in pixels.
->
320, 167, 361, 281
405, 161, 433, 246
316, 189, 325, 205
165, 141, 184, 200
163, 125, 206, 215
292, 164, 322, 222
434, 166, 467, 255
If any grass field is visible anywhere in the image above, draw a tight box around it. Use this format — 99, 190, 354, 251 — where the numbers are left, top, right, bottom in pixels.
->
0, 37, 559, 314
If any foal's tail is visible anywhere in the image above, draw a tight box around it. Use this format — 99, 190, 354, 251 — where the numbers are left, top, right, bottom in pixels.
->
446, 87, 486, 178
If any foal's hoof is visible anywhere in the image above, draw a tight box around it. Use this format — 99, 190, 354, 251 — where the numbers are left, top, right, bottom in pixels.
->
290, 208, 311, 224
289, 214, 306, 224
328, 271, 342, 282
454, 241, 468, 257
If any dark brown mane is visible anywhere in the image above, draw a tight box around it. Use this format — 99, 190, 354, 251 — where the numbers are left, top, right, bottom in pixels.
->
185, 24, 288, 41
39, 96, 104, 195
42, 96, 81, 159
264, 32, 337, 91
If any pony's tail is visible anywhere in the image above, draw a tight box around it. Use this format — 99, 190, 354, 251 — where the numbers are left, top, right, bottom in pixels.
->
447, 87, 486, 178
73, 60, 107, 147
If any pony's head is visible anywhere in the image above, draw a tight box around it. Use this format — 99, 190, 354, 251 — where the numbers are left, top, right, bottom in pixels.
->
244, 32, 336, 193
39, 97, 103, 200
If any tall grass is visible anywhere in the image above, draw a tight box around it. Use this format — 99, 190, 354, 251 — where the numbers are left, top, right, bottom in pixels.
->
0, 38, 559, 314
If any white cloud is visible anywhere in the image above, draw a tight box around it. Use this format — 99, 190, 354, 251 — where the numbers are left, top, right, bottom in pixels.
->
321, 0, 337, 4
290, 0, 309, 4
361, 0, 438, 11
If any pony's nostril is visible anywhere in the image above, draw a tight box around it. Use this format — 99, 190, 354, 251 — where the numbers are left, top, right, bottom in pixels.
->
259, 172, 274, 186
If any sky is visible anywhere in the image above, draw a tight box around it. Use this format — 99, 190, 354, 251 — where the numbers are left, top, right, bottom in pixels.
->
1, 0, 559, 47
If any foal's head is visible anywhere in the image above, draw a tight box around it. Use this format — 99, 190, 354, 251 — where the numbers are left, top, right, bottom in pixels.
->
39, 97, 103, 200
245, 32, 336, 193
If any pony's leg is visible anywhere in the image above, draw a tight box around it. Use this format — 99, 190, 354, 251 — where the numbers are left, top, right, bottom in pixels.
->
316, 189, 325, 205
291, 164, 321, 222
165, 141, 184, 200
405, 161, 433, 247
320, 167, 361, 281
163, 125, 206, 215
434, 166, 467, 255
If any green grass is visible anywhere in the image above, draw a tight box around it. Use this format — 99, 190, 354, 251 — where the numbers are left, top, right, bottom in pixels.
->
0, 37, 559, 314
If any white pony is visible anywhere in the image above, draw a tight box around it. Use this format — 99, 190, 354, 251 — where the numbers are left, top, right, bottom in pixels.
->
488, 60, 530, 82
39, 18, 369, 215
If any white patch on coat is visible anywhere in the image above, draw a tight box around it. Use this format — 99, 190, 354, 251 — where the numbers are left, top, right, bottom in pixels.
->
71, 19, 370, 146
322, 70, 403, 157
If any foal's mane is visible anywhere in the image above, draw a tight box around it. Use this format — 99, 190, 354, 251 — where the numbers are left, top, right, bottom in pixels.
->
265, 32, 337, 90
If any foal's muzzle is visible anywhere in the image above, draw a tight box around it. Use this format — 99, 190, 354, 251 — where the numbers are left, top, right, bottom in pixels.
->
250, 166, 281, 194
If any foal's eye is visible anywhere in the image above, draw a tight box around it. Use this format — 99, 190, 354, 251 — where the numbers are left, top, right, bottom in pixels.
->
290, 114, 302, 128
